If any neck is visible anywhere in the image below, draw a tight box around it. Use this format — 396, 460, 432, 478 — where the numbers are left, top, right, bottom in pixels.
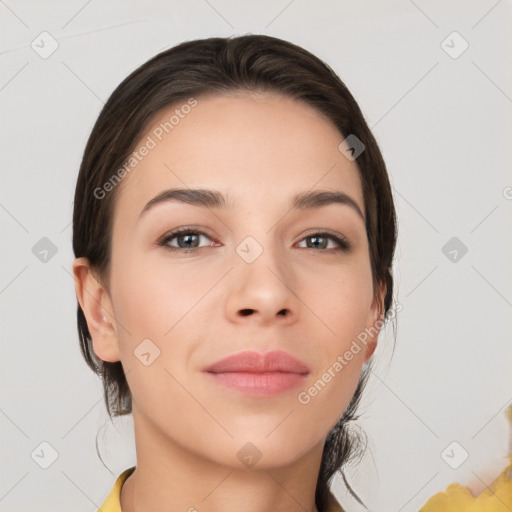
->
120, 407, 323, 512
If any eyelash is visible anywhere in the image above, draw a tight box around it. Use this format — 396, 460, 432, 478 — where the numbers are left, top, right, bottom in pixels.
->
157, 227, 351, 254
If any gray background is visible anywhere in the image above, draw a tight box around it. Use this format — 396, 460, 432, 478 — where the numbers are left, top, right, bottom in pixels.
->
1, 1, 511, 511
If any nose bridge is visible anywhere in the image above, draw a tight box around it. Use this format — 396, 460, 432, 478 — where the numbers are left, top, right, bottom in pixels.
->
235, 230, 288, 286
231, 200, 285, 269
226, 228, 298, 322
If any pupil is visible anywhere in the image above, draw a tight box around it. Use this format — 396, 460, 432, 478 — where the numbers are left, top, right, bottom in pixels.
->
181, 234, 198, 248
309, 236, 326, 249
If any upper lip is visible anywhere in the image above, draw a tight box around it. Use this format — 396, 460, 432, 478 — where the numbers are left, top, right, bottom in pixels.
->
204, 350, 310, 374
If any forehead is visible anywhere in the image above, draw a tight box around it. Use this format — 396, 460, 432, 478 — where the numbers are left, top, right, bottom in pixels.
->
113, 92, 364, 224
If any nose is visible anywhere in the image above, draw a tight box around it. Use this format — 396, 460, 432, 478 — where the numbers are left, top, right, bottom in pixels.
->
225, 238, 300, 327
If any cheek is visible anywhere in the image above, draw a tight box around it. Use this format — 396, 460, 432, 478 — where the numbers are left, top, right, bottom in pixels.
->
109, 253, 223, 400
299, 254, 374, 335
109, 256, 207, 417
295, 258, 373, 410
111, 252, 218, 340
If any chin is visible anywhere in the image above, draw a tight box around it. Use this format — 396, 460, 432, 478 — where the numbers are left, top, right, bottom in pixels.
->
211, 432, 320, 471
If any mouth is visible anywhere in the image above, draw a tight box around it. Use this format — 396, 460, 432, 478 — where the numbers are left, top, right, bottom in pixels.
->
203, 350, 310, 396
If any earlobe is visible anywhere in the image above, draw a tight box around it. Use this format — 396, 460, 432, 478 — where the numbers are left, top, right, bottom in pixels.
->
72, 257, 121, 363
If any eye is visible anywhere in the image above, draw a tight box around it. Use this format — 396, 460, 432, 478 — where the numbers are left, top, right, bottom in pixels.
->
157, 227, 219, 253
296, 231, 351, 252
157, 228, 351, 254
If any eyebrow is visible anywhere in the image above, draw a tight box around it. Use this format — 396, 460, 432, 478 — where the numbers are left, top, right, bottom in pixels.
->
138, 188, 365, 221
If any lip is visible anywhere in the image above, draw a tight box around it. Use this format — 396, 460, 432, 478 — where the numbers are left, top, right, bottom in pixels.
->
204, 350, 310, 396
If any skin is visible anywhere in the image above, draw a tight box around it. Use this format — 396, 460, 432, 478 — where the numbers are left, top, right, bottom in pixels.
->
73, 91, 386, 512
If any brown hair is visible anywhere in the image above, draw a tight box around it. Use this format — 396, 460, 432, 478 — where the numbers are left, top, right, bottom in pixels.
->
73, 34, 397, 511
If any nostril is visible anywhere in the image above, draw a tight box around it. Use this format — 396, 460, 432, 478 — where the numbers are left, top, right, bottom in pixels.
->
240, 309, 254, 316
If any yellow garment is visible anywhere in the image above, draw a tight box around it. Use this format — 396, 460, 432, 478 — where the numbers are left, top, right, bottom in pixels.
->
420, 468, 512, 512
98, 466, 134, 512
97, 466, 345, 511
420, 404, 512, 511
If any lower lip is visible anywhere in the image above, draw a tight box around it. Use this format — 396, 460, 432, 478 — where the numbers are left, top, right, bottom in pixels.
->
206, 372, 308, 396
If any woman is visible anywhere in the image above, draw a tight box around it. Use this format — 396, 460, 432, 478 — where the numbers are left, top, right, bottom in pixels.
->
72, 34, 397, 512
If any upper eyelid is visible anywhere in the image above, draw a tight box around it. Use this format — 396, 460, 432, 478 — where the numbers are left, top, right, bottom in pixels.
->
159, 226, 217, 242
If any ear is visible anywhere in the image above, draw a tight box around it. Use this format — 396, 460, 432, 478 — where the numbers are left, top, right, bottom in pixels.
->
72, 257, 121, 363
362, 279, 387, 364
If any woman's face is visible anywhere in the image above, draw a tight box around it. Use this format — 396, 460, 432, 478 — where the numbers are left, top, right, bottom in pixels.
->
90, 91, 383, 468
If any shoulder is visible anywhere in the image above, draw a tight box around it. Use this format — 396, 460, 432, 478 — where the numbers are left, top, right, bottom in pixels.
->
97, 466, 135, 512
